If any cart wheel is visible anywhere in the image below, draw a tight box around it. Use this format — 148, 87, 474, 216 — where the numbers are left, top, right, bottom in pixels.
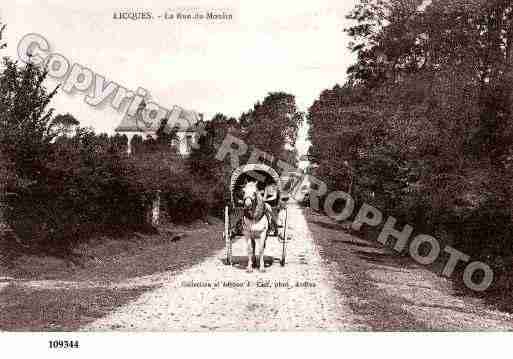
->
225, 206, 232, 265
280, 209, 288, 267
280, 235, 286, 266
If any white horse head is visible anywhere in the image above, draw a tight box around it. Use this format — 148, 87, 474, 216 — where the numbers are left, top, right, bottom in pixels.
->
242, 181, 259, 210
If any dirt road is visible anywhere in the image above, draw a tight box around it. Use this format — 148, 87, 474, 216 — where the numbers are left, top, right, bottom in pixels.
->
83, 203, 513, 331
85, 203, 358, 331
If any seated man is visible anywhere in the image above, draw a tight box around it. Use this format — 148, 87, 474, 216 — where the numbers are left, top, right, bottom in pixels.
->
263, 183, 278, 203
262, 184, 280, 235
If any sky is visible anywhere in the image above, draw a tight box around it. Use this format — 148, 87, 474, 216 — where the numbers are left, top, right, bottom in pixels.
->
2, 0, 358, 155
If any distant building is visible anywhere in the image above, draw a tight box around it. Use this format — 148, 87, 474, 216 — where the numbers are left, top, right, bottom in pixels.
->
298, 154, 311, 171
115, 104, 204, 156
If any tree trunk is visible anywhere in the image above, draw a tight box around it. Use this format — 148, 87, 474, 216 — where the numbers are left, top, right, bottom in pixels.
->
152, 191, 161, 226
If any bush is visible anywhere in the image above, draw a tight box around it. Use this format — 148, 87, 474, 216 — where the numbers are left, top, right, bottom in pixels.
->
127, 146, 226, 225
5, 130, 148, 250
0, 56, 227, 254
162, 169, 225, 223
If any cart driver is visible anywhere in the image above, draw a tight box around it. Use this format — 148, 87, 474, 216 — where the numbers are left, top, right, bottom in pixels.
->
262, 183, 278, 202
262, 184, 280, 235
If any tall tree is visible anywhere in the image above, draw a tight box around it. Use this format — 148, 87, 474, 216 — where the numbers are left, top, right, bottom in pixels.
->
241, 92, 303, 164
307, 0, 513, 268
52, 113, 80, 137
0, 22, 6, 51
0, 58, 59, 181
188, 113, 239, 178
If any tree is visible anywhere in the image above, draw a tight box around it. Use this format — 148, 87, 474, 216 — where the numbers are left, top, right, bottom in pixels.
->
156, 118, 178, 149
281, 148, 299, 168
345, 0, 425, 86
0, 22, 6, 51
0, 58, 59, 182
241, 92, 303, 164
52, 113, 80, 137
307, 0, 513, 274
188, 113, 238, 178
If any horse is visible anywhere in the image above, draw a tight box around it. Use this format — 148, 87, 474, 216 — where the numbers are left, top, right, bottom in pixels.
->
241, 181, 270, 273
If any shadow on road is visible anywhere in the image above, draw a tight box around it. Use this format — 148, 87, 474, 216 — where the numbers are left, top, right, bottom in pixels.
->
220, 255, 277, 270
0, 223, 226, 331
304, 208, 513, 330
304, 210, 428, 331
0, 283, 157, 331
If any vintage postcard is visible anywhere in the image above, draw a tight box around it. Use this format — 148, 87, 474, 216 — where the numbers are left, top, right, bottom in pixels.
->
0, 0, 512, 356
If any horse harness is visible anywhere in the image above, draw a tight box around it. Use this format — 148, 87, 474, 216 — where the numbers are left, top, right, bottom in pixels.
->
243, 191, 266, 222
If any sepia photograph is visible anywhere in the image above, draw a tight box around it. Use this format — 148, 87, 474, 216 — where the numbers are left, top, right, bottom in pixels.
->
1, 0, 513, 356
